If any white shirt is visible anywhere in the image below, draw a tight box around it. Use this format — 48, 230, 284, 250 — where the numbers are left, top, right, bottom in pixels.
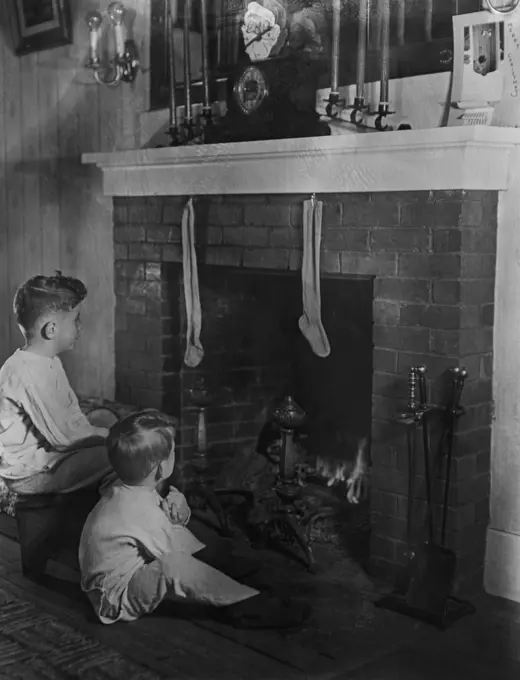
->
79, 482, 206, 623
0, 349, 105, 479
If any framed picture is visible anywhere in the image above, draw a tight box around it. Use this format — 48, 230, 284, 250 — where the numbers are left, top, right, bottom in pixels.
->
10, 0, 72, 56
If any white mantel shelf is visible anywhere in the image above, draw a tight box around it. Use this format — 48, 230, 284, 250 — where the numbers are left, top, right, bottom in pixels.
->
82, 126, 520, 197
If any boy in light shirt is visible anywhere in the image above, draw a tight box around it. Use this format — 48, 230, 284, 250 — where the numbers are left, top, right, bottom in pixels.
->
0, 273, 112, 495
79, 410, 311, 629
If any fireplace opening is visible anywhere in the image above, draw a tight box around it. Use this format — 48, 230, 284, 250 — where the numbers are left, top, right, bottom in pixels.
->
158, 263, 374, 563
165, 263, 373, 466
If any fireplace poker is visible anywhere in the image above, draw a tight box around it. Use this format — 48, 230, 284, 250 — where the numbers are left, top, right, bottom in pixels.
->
441, 367, 467, 545
350, 0, 368, 124
325, 0, 345, 117
183, 0, 194, 141
166, 0, 180, 145
417, 365, 434, 544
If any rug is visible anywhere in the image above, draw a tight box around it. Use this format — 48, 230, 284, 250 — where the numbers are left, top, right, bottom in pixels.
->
0, 589, 164, 680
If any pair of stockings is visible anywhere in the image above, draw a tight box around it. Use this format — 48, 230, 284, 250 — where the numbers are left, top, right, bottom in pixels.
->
182, 198, 204, 367
299, 196, 330, 358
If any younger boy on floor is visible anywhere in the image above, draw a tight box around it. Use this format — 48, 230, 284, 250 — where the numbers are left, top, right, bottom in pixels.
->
79, 410, 311, 629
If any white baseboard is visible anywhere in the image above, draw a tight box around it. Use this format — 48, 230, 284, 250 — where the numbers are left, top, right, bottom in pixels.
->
484, 527, 520, 603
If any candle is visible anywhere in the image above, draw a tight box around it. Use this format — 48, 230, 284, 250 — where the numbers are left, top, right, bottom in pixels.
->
356, 0, 368, 101
184, 0, 192, 123
108, 2, 126, 58
379, 0, 390, 106
85, 11, 102, 64
167, 0, 178, 130
200, 0, 210, 110
331, 0, 341, 94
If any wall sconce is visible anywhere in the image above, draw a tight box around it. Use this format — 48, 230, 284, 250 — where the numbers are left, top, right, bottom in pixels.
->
85, 2, 139, 86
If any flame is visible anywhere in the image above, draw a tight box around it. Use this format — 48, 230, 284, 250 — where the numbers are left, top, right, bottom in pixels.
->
315, 438, 368, 488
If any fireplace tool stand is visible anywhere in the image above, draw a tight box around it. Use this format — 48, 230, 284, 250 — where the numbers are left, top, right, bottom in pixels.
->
184, 378, 254, 538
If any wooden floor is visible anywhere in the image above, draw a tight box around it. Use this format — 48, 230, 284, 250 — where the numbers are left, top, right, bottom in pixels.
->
0, 519, 520, 680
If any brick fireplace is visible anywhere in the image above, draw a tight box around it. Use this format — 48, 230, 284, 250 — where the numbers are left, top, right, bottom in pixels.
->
84, 127, 520, 602
111, 187, 496, 593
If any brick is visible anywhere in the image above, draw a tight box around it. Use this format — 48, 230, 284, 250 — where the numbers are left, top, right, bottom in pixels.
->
373, 348, 398, 373
372, 514, 408, 542
208, 203, 243, 227
373, 191, 428, 204
116, 261, 145, 280
461, 254, 496, 278
126, 351, 162, 372
129, 243, 162, 261
459, 201, 484, 227
243, 247, 289, 269
432, 279, 460, 305
290, 202, 303, 227
223, 226, 269, 247
433, 229, 462, 253
114, 225, 145, 243
373, 325, 430, 352
370, 490, 400, 516
461, 229, 497, 254
324, 228, 370, 251
373, 371, 408, 399
481, 303, 494, 327
269, 227, 301, 248
114, 244, 128, 260
128, 279, 162, 303
204, 226, 223, 245
461, 379, 492, 406
399, 202, 439, 227
373, 300, 400, 325
479, 353, 493, 379
322, 202, 342, 228
344, 199, 399, 228
132, 389, 164, 410
114, 276, 127, 296
289, 249, 302, 270
372, 395, 397, 420
398, 253, 461, 278
453, 454, 478, 482
371, 228, 431, 253
162, 202, 183, 225
113, 202, 128, 226
115, 331, 147, 354
460, 279, 495, 304
399, 304, 460, 330
457, 402, 493, 433
476, 450, 491, 475
162, 245, 182, 262
374, 277, 430, 303
455, 427, 491, 458
146, 225, 181, 243
430, 329, 460, 355
341, 252, 397, 276
460, 305, 481, 329
244, 204, 291, 227
205, 246, 242, 267
320, 250, 340, 273
127, 198, 162, 224
123, 297, 146, 316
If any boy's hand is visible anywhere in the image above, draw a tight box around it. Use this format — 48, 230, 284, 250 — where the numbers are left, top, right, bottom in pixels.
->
161, 486, 191, 525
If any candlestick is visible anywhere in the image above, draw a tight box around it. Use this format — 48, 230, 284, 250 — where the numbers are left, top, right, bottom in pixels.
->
355, 0, 368, 101
331, 0, 341, 95
86, 11, 102, 65
183, 0, 193, 126
379, 0, 390, 108
108, 2, 126, 58
167, 0, 178, 138
200, 0, 210, 112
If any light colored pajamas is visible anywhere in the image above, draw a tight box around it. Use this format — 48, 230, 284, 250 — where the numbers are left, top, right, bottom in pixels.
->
79, 483, 259, 624
0, 349, 112, 494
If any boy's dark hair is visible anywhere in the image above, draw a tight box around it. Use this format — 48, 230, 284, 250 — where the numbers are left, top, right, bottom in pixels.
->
107, 410, 177, 485
13, 271, 87, 336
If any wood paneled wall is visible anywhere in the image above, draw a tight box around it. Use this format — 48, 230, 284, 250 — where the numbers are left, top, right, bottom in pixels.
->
0, 1, 149, 399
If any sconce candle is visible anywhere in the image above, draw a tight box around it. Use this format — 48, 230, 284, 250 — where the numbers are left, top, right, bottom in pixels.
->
330, 0, 341, 95
108, 2, 126, 58
379, 0, 390, 108
200, 0, 210, 112
167, 0, 178, 134
86, 10, 102, 64
183, 0, 193, 125
355, 0, 367, 101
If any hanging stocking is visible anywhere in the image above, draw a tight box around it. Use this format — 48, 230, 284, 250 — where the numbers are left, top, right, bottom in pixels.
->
298, 196, 331, 358
182, 197, 204, 367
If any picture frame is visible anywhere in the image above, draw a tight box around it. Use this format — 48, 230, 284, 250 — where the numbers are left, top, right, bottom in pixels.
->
10, 0, 72, 56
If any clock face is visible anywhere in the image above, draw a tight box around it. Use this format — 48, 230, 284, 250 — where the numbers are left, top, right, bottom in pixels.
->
233, 65, 269, 116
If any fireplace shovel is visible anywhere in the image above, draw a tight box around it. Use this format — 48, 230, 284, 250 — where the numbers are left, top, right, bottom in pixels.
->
377, 367, 475, 630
